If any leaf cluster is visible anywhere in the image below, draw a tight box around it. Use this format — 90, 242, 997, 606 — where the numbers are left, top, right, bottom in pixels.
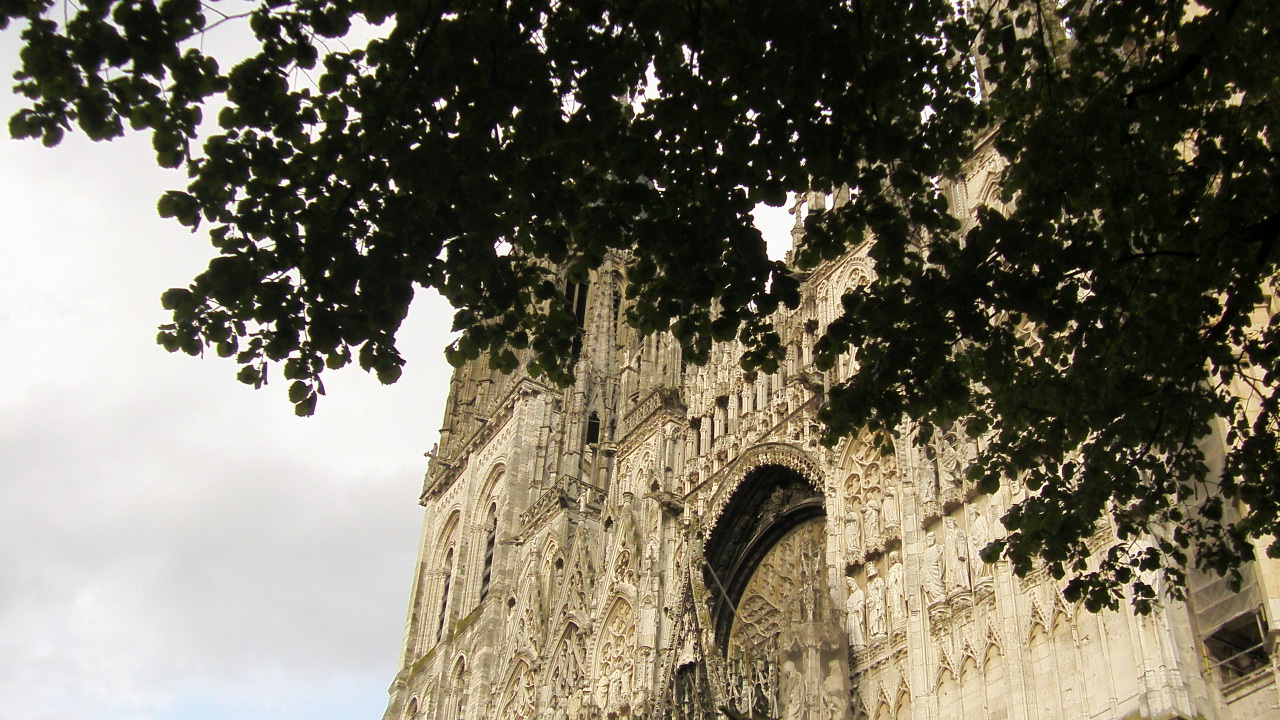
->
8, 0, 1280, 604
816, 0, 1280, 610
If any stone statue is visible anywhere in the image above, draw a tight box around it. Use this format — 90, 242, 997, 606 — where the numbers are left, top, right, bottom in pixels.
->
917, 458, 939, 505
866, 563, 887, 639
614, 668, 632, 716
886, 551, 905, 630
617, 492, 642, 562
938, 438, 966, 491
844, 576, 865, 648
922, 531, 944, 605
944, 516, 969, 593
596, 674, 612, 713
862, 496, 882, 548
968, 506, 992, 581
738, 664, 754, 713
844, 508, 862, 558
882, 490, 899, 533
799, 544, 818, 621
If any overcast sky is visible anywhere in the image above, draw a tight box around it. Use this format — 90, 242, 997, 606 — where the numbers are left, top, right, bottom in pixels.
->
0, 40, 458, 720
0, 25, 796, 719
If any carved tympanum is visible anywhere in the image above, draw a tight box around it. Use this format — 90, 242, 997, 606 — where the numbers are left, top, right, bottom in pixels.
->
726, 519, 853, 720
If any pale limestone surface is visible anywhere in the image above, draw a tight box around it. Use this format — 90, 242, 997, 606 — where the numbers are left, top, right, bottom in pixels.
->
383, 160, 1280, 720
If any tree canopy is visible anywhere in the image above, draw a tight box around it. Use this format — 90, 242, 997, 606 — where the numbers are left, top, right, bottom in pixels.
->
5, 0, 1279, 611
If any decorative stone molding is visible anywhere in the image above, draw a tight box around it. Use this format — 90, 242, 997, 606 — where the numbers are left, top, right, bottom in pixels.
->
698, 442, 826, 536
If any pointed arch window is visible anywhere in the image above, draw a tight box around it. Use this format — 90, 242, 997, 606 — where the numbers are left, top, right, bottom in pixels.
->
437, 547, 454, 642
478, 504, 497, 602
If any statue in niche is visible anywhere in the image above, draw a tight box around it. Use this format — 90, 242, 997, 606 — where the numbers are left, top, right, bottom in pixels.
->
865, 563, 887, 640
882, 490, 899, 534
736, 661, 754, 711
862, 494, 882, 549
865, 461, 882, 488
844, 503, 862, 559
968, 506, 992, 582
885, 551, 905, 630
612, 667, 632, 717
944, 516, 969, 593
916, 454, 939, 509
922, 531, 945, 605
844, 576, 865, 649
937, 437, 966, 495
596, 674, 612, 715
618, 492, 641, 549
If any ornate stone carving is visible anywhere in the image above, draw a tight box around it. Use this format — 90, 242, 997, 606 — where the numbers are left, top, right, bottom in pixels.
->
862, 495, 882, 554
881, 490, 900, 540
501, 661, 537, 720
885, 551, 905, 637
844, 577, 865, 650
944, 516, 970, 596
548, 624, 585, 711
701, 443, 826, 535
843, 507, 862, 560
916, 451, 941, 521
865, 562, 886, 641
726, 519, 852, 720
596, 600, 637, 718
389, 180, 1255, 720
922, 531, 945, 607
968, 506, 993, 588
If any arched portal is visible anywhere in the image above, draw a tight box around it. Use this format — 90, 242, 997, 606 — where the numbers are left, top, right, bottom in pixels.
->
703, 463, 852, 720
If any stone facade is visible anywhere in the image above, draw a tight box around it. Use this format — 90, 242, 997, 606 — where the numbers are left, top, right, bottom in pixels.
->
383, 156, 1280, 720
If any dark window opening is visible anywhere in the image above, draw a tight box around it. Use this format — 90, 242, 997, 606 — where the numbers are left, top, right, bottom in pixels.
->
585, 411, 601, 445
1205, 611, 1270, 686
437, 548, 454, 642
478, 505, 497, 602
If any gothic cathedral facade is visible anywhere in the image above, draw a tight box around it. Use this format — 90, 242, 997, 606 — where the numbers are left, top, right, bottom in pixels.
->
382, 150, 1280, 720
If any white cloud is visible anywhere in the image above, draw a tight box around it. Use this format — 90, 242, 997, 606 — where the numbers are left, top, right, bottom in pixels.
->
0, 34, 449, 720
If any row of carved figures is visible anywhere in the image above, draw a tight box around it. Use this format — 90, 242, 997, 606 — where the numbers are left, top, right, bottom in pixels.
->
843, 434, 982, 563
844, 506, 996, 650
